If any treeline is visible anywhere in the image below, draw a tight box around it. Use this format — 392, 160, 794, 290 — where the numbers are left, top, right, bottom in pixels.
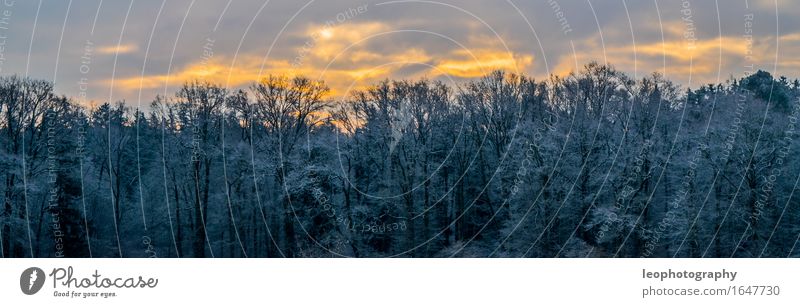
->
1, 62, 800, 257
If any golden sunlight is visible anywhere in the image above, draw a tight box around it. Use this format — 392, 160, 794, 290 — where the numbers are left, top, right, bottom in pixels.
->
320, 28, 334, 39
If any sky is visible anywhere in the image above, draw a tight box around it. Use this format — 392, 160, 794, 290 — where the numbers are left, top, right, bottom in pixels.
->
0, 0, 797, 106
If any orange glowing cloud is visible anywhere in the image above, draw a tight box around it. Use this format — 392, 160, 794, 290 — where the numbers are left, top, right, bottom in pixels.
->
109, 55, 315, 94
107, 19, 540, 100
96, 44, 139, 55
301, 21, 391, 62
434, 49, 533, 78
554, 30, 778, 82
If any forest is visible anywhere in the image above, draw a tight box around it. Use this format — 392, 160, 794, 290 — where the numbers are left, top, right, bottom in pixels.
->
1, 62, 799, 258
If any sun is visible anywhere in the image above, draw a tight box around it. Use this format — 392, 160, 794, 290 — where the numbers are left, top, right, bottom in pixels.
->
320, 28, 333, 39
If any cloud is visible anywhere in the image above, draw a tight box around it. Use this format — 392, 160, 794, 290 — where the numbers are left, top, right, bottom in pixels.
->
107, 18, 537, 99
96, 44, 139, 55
551, 13, 789, 86
433, 49, 533, 78
5, 0, 795, 105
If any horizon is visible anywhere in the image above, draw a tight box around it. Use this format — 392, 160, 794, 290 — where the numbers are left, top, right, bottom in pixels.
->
3, 64, 797, 112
